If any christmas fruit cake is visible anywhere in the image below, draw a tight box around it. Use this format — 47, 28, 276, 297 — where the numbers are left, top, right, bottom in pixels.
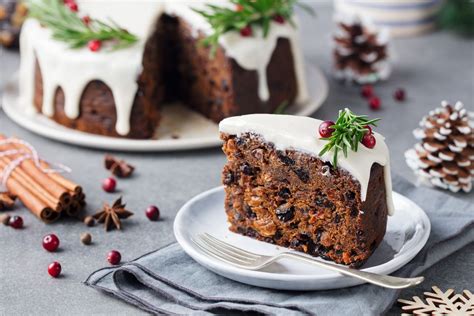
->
219, 109, 394, 267
19, 0, 309, 139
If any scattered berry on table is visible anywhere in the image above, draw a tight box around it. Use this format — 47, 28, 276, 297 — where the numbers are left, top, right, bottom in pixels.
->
88, 39, 101, 52
102, 177, 117, 193
9, 216, 23, 229
42, 234, 60, 252
83, 215, 95, 227
369, 96, 381, 110
362, 133, 376, 149
394, 88, 406, 102
145, 205, 160, 221
240, 26, 252, 37
319, 120, 335, 138
107, 250, 121, 265
48, 261, 62, 278
361, 85, 374, 98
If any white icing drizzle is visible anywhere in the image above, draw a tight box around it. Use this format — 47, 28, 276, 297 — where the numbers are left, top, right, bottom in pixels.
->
219, 114, 395, 216
19, 1, 309, 136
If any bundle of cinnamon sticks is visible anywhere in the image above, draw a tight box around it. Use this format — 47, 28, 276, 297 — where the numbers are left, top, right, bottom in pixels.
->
0, 135, 85, 223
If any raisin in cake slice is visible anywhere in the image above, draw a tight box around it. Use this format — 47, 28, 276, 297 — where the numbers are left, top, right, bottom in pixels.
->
219, 112, 394, 267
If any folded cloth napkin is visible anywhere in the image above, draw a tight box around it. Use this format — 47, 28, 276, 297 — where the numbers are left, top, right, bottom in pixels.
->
85, 175, 474, 315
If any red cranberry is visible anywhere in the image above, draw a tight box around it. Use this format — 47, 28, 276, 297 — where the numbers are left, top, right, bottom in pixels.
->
145, 205, 160, 221
273, 15, 285, 24
365, 125, 373, 135
362, 133, 376, 149
48, 261, 62, 278
82, 15, 91, 26
65, 1, 78, 12
394, 88, 406, 102
43, 234, 60, 252
107, 250, 121, 265
240, 26, 252, 37
361, 85, 374, 98
319, 120, 335, 138
88, 39, 101, 52
102, 177, 116, 193
9, 216, 23, 229
369, 96, 381, 110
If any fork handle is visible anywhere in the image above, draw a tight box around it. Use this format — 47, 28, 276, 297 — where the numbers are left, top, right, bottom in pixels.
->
280, 252, 423, 289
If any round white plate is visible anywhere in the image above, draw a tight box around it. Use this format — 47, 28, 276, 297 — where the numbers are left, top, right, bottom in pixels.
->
1, 64, 328, 152
174, 186, 431, 291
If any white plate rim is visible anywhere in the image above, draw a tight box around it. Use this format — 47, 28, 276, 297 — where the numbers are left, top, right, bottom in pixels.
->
1, 64, 328, 152
174, 186, 431, 289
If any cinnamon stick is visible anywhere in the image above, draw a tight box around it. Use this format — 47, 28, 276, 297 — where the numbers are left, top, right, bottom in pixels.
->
6, 139, 72, 207
0, 162, 59, 223
0, 158, 60, 211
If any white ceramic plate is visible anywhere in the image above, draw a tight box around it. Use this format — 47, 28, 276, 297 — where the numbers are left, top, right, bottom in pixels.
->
1, 64, 328, 152
174, 186, 431, 291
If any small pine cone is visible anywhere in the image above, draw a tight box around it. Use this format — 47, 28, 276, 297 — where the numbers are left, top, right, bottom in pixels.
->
333, 16, 391, 84
405, 101, 473, 193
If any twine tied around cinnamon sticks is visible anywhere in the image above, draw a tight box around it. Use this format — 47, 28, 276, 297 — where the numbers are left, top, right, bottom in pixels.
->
0, 135, 85, 223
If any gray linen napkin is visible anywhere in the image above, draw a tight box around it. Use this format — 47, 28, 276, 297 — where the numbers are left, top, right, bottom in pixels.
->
85, 175, 474, 315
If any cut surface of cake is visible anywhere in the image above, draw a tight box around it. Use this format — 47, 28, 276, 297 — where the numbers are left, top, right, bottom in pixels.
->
19, 0, 309, 139
219, 112, 394, 267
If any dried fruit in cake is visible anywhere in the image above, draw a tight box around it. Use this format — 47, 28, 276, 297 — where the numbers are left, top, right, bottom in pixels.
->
219, 110, 394, 267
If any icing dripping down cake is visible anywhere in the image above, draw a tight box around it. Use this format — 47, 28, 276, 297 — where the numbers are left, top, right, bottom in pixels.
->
219, 114, 394, 267
19, 1, 309, 139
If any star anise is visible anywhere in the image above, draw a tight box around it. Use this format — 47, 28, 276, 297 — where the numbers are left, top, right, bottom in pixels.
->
92, 197, 133, 231
0, 192, 17, 210
104, 154, 135, 178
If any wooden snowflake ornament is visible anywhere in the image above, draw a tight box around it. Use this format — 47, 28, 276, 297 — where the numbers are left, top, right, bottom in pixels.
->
398, 286, 474, 315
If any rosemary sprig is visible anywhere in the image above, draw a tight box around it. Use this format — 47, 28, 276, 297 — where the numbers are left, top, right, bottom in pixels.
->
27, 0, 138, 50
319, 108, 380, 167
193, 0, 314, 57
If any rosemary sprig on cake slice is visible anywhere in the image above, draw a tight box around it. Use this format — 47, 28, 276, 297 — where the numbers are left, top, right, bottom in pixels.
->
318, 109, 380, 167
27, 0, 138, 51
193, 0, 314, 56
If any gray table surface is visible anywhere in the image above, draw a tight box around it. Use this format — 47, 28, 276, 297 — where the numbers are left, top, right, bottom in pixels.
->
0, 3, 473, 315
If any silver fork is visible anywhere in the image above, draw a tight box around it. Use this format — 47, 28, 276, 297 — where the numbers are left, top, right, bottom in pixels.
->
192, 233, 424, 289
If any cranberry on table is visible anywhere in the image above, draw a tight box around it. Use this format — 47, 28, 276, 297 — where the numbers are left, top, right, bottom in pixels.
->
319, 120, 335, 138
102, 177, 117, 193
9, 216, 23, 229
273, 15, 285, 24
43, 234, 60, 252
240, 26, 252, 37
369, 96, 381, 110
361, 84, 374, 98
48, 261, 62, 278
107, 250, 121, 265
88, 39, 101, 52
362, 133, 377, 149
145, 205, 160, 221
394, 88, 406, 101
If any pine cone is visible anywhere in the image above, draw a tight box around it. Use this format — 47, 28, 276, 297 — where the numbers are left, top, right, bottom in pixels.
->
333, 18, 390, 84
405, 101, 474, 193
0, 0, 27, 49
